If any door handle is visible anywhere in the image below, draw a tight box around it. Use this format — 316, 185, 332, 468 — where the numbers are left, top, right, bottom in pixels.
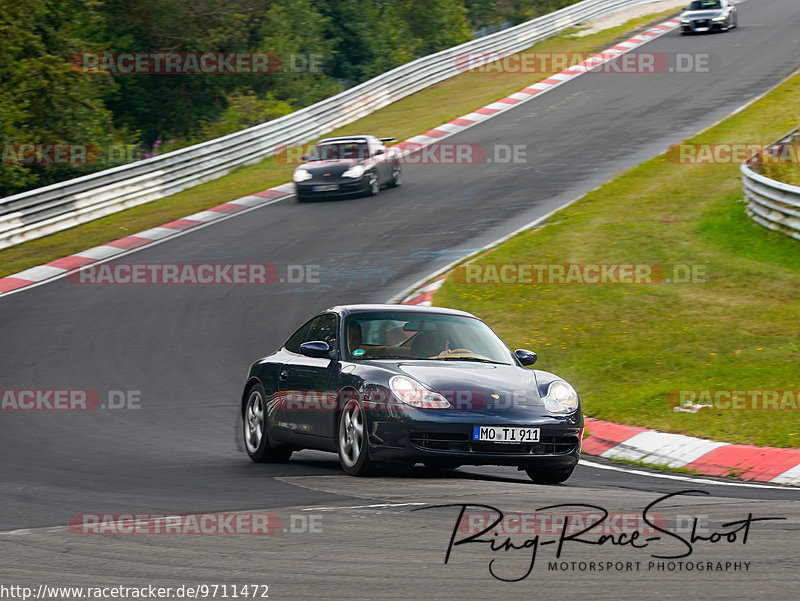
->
279, 370, 289, 381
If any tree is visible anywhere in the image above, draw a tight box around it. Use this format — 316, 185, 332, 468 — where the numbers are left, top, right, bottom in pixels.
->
0, 0, 127, 196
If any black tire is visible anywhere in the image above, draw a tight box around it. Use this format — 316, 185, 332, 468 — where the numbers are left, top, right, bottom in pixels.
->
243, 383, 293, 463
365, 173, 380, 197
525, 467, 574, 485
338, 398, 374, 476
387, 164, 402, 188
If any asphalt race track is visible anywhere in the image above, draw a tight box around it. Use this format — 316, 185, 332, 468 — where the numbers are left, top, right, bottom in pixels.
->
1, 1, 799, 598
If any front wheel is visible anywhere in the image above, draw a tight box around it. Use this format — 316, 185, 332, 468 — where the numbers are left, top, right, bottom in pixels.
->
338, 399, 374, 475
365, 173, 380, 197
387, 165, 402, 188
525, 467, 574, 485
243, 383, 292, 463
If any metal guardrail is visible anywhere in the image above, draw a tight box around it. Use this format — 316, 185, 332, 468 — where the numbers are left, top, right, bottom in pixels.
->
0, 0, 661, 250
741, 128, 800, 241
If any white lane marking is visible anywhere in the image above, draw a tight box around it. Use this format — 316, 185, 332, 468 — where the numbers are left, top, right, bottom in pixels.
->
301, 502, 427, 512
1, 528, 33, 536
579, 459, 795, 490
0, 195, 290, 299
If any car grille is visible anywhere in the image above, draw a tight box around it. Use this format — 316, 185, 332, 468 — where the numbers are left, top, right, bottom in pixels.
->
693, 19, 709, 27
409, 432, 579, 455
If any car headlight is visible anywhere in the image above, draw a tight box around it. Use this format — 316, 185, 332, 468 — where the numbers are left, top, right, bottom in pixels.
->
293, 168, 312, 182
712, 15, 725, 21
389, 376, 451, 409
342, 165, 365, 179
542, 380, 579, 414
681, 18, 690, 23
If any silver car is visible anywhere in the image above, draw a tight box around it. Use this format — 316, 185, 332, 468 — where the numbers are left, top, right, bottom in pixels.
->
680, 0, 738, 34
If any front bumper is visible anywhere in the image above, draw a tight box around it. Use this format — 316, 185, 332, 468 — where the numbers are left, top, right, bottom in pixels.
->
682, 19, 725, 33
367, 414, 582, 469
295, 178, 370, 199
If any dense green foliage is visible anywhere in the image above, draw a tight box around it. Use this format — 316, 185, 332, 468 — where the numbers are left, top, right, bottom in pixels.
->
0, 0, 581, 196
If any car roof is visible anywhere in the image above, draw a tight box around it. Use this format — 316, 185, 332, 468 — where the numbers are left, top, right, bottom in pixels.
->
317, 136, 377, 145
325, 304, 477, 319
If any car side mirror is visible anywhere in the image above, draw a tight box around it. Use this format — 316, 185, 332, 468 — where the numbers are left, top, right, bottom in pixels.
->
374, 148, 385, 156
299, 341, 333, 359
301, 154, 309, 161
514, 349, 537, 366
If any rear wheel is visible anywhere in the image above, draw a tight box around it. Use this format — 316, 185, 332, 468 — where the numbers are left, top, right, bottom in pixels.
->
525, 467, 574, 485
338, 399, 374, 476
243, 383, 292, 463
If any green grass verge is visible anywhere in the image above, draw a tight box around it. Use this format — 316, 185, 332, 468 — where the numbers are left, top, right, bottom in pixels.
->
435, 70, 800, 448
0, 9, 680, 278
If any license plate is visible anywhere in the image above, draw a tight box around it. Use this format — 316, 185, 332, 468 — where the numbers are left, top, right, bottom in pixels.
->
313, 184, 339, 192
473, 426, 540, 443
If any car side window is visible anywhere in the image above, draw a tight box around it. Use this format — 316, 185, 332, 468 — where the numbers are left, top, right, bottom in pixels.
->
284, 319, 314, 354
307, 313, 339, 351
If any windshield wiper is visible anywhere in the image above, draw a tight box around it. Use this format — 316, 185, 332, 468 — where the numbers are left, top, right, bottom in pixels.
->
435, 357, 508, 364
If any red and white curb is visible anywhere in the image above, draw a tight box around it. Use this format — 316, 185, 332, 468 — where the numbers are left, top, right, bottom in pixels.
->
582, 418, 800, 485
0, 185, 295, 296
0, 16, 681, 299
401, 276, 448, 306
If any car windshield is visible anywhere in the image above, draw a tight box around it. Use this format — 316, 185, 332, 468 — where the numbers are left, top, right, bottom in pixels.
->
688, 1, 721, 9
309, 142, 369, 161
344, 312, 515, 364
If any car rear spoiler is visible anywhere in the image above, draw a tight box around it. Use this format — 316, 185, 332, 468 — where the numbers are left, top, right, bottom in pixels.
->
379, 137, 397, 144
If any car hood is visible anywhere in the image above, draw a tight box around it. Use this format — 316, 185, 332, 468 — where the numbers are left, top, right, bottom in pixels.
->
300, 159, 362, 170
682, 9, 723, 18
393, 360, 544, 409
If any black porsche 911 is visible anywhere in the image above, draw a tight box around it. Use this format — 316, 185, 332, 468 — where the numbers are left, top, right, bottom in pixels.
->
240, 305, 583, 483
292, 135, 402, 201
